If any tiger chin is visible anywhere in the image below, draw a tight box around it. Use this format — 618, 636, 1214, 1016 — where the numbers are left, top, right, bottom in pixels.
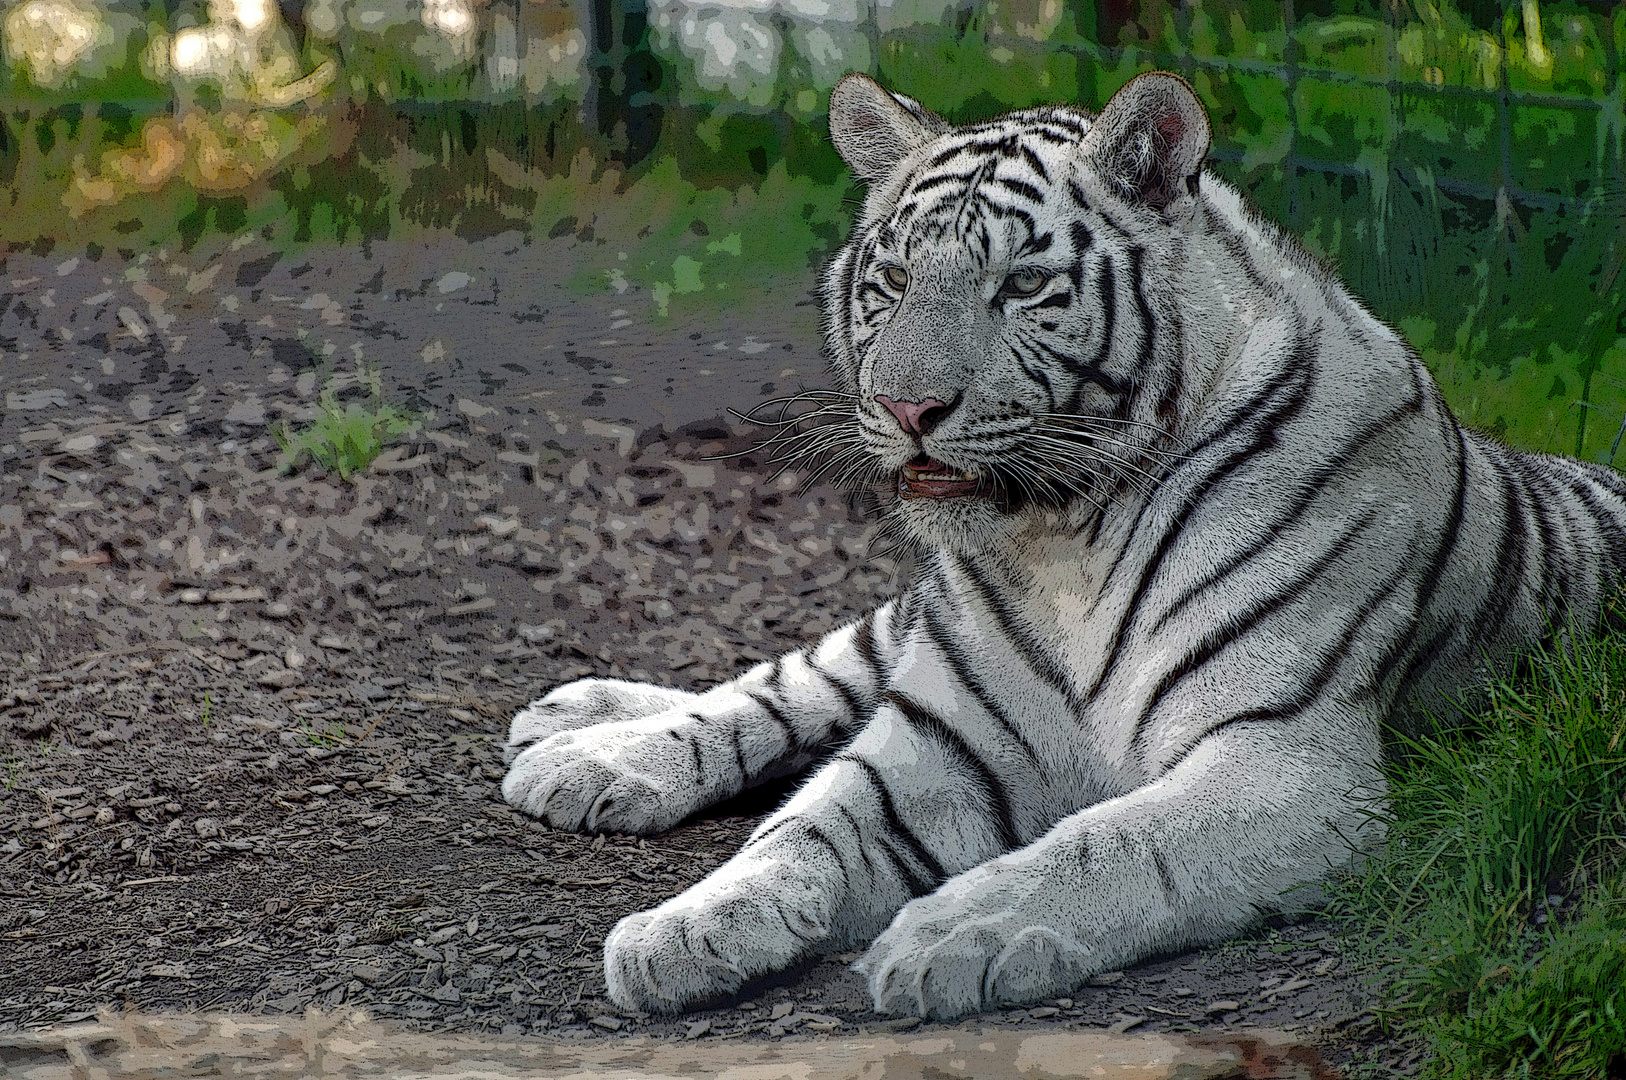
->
501, 72, 1626, 1021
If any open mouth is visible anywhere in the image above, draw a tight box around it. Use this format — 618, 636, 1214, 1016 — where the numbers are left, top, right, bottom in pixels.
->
898, 455, 984, 500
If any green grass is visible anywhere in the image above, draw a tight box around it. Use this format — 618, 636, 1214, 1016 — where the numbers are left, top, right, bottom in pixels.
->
1329, 600, 1626, 1078
296, 716, 347, 748
273, 365, 420, 482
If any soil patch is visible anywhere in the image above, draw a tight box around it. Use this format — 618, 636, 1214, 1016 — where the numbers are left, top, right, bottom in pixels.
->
0, 236, 1417, 1074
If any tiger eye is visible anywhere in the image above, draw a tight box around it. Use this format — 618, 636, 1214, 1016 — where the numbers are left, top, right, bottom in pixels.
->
1003, 269, 1048, 297
882, 266, 909, 292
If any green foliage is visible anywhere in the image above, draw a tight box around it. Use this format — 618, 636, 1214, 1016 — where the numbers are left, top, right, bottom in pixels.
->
4, 0, 1625, 453
273, 366, 420, 482
296, 716, 347, 747
1329, 601, 1626, 1077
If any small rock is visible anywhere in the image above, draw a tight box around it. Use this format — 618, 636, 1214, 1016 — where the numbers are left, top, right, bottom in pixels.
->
206, 586, 267, 603
1106, 1015, 1145, 1034
349, 964, 387, 987
1206, 1000, 1241, 1014
769, 1002, 794, 1021
257, 668, 303, 689
193, 817, 220, 838
11, 713, 53, 737
1313, 956, 1340, 976
1171, 987, 1194, 997
868, 1016, 921, 1033
683, 1019, 711, 1039
178, 589, 207, 604
430, 984, 461, 1004
1028, 1006, 1059, 1019
589, 1015, 623, 1031
1086, 971, 1124, 987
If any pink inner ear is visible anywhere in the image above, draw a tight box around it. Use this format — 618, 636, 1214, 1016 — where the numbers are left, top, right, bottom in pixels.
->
1156, 115, 1183, 147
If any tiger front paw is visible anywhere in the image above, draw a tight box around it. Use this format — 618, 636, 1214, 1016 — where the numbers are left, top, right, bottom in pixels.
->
501, 720, 701, 835
855, 870, 1097, 1020
602, 859, 838, 1013
505, 678, 699, 764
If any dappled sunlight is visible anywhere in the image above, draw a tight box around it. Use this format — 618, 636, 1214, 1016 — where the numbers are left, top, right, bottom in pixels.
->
61, 0, 338, 211
146, 0, 336, 107
1, 0, 118, 88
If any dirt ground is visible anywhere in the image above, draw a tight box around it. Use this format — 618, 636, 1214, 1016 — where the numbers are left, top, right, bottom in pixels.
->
0, 233, 1424, 1075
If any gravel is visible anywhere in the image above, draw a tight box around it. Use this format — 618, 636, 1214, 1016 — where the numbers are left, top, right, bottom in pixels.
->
0, 234, 1416, 1073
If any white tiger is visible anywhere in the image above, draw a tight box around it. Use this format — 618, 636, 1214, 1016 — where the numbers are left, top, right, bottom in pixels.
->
502, 72, 1626, 1020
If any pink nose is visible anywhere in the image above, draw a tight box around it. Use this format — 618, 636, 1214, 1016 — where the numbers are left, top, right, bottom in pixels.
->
875, 394, 949, 436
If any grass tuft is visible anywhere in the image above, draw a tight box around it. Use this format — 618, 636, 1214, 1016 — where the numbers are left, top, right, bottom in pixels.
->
1330, 600, 1626, 1078
273, 366, 420, 482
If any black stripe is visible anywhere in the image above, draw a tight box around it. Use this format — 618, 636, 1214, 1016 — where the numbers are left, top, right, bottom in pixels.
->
1089, 350, 1318, 701
1372, 418, 1470, 694
1133, 505, 1380, 759
1151, 394, 1424, 635
950, 553, 1087, 719
927, 137, 1019, 169
834, 754, 945, 893
744, 690, 802, 755
1023, 331, 1129, 398
907, 169, 987, 197
1019, 231, 1054, 257
834, 803, 878, 878
1519, 460, 1570, 628
1510, 452, 1557, 626
1009, 343, 1057, 409
916, 592, 1049, 776
1467, 447, 1530, 649
1387, 623, 1457, 718
1152, 850, 1177, 901
882, 690, 1022, 852
729, 724, 748, 782
996, 177, 1046, 203
1068, 179, 1090, 208
1126, 246, 1157, 382
1034, 291, 1071, 310
1161, 562, 1412, 773
805, 658, 867, 730
800, 824, 852, 886
853, 609, 884, 684
1574, 468, 1626, 577
1019, 144, 1049, 182
1086, 257, 1117, 378
1566, 475, 1626, 588
1581, 460, 1626, 504
1206, 218, 1282, 300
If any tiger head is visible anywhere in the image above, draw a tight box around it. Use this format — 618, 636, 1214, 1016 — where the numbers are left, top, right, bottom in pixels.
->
815, 72, 1212, 556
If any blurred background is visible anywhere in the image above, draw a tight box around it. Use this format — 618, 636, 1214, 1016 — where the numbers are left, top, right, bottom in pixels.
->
2, 0, 1624, 460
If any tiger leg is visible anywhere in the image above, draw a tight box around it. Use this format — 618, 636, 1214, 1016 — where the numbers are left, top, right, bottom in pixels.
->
501, 602, 905, 835
855, 709, 1384, 1019
602, 697, 1021, 1013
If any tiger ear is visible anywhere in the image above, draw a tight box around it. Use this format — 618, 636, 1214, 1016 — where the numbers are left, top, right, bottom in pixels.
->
1081, 72, 1211, 211
829, 73, 949, 183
